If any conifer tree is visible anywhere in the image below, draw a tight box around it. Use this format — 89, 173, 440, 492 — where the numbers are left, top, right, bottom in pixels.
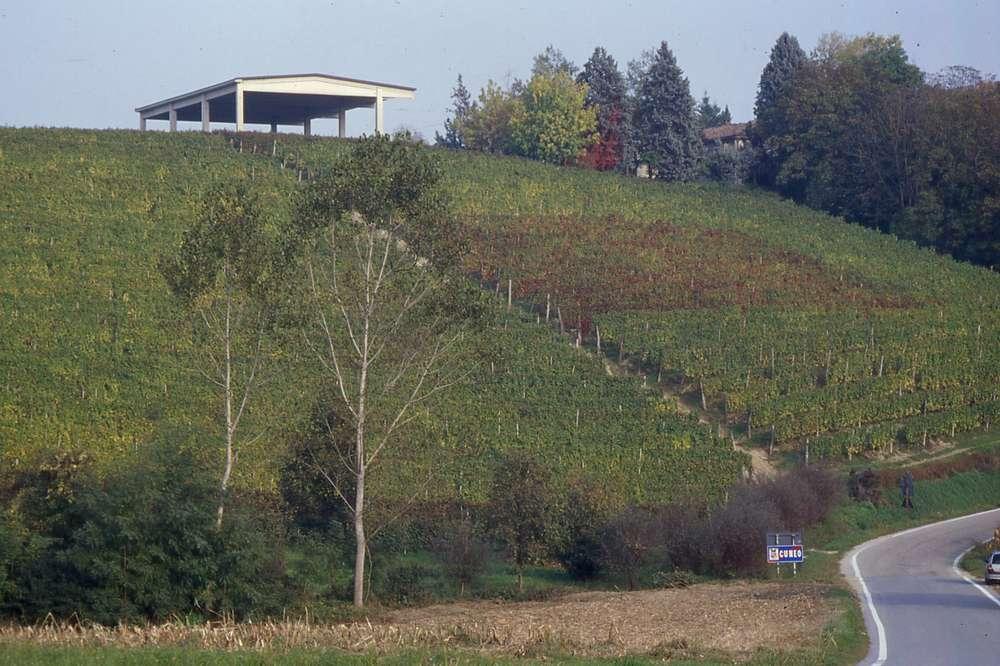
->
577, 47, 628, 170
751, 33, 806, 185
632, 41, 703, 181
696, 93, 732, 128
436, 74, 473, 149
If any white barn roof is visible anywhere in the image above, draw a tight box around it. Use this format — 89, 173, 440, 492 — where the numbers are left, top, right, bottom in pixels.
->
135, 73, 415, 136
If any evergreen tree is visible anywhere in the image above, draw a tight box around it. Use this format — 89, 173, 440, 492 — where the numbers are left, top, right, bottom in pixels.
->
632, 41, 704, 181
751, 33, 806, 185
436, 74, 473, 149
577, 47, 628, 170
696, 93, 732, 128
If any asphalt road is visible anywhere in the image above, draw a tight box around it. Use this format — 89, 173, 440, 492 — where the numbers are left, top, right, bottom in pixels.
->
841, 507, 1000, 665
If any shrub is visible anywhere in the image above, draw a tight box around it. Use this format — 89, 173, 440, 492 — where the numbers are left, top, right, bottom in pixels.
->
704, 485, 781, 577
486, 452, 560, 591
601, 505, 657, 590
1, 437, 290, 624
376, 563, 437, 605
761, 465, 843, 529
556, 478, 615, 580
431, 518, 490, 596
651, 569, 697, 588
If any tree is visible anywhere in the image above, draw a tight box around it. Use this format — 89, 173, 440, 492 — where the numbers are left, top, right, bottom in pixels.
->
462, 81, 522, 154
577, 47, 628, 170
696, 93, 731, 129
299, 134, 465, 608
487, 452, 558, 592
751, 32, 807, 187
511, 70, 598, 165
623, 48, 656, 172
632, 41, 704, 181
532, 45, 577, 78
432, 517, 490, 596
160, 182, 284, 529
435, 74, 473, 149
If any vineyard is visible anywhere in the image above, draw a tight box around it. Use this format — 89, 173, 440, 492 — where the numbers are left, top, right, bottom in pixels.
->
239, 132, 1000, 462
2, 126, 998, 509
0, 128, 746, 507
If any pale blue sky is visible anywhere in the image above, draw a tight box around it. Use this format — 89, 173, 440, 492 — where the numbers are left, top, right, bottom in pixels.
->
1, 0, 997, 138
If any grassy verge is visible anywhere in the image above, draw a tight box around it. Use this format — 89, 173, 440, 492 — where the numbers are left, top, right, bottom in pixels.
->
811, 469, 1000, 553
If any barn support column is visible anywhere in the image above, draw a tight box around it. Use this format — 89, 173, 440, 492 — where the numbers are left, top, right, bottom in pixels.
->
303, 118, 312, 137
139, 115, 146, 131
270, 121, 278, 134
168, 107, 177, 132
201, 96, 210, 132
235, 85, 245, 132
374, 88, 384, 135
338, 110, 346, 138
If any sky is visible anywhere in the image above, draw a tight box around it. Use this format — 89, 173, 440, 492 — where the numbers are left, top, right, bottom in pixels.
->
1, 0, 998, 138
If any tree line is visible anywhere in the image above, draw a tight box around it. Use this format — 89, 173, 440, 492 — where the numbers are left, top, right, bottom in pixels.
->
436, 43, 732, 179
752, 31, 999, 268
440, 36, 998, 268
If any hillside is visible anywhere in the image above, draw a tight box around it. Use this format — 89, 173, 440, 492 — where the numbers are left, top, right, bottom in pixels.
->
253, 132, 1000, 461
0, 128, 744, 507
2, 128, 998, 511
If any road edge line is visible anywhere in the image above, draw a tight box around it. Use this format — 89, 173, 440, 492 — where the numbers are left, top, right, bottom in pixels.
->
951, 544, 1000, 609
850, 542, 888, 665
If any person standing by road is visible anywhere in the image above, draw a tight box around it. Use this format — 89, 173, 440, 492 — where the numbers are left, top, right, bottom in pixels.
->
899, 470, 915, 509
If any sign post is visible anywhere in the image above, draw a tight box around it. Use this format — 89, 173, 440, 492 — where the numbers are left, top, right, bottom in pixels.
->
767, 531, 804, 575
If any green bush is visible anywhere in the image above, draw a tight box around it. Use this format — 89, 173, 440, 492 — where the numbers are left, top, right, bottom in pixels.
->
0, 435, 290, 624
375, 563, 438, 606
555, 479, 615, 580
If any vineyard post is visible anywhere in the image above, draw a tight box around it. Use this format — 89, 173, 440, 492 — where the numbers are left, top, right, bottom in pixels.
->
495, 269, 501, 296
545, 293, 551, 321
595, 325, 601, 352
769, 425, 775, 456
507, 279, 512, 310
557, 306, 564, 334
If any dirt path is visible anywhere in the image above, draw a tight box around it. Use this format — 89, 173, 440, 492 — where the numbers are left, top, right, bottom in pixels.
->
603, 356, 778, 478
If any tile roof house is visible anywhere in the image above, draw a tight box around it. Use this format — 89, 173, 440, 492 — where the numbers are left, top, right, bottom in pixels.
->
701, 122, 750, 151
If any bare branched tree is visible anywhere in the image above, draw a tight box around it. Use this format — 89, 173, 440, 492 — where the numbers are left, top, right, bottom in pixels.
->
161, 182, 283, 529
298, 134, 465, 607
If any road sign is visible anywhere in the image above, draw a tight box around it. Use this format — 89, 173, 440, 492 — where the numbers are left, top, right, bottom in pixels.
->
766, 531, 804, 565
766, 544, 804, 563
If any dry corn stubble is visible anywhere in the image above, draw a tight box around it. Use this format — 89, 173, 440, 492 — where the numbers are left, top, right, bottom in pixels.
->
0, 582, 837, 659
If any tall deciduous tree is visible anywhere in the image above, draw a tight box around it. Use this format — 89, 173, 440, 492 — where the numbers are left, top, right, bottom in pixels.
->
531, 45, 578, 78
435, 74, 473, 149
632, 41, 704, 181
299, 134, 466, 608
577, 47, 628, 170
750, 32, 807, 187
511, 71, 598, 165
462, 81, 522, 154
160, 182, 283, 529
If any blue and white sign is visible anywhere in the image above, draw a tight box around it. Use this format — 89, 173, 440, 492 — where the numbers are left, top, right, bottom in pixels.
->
766, 544, 804, 564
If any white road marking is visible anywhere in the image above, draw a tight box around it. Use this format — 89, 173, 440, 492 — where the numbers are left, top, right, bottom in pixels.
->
952, 544, 1000, 609
851, 542, 888, 666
